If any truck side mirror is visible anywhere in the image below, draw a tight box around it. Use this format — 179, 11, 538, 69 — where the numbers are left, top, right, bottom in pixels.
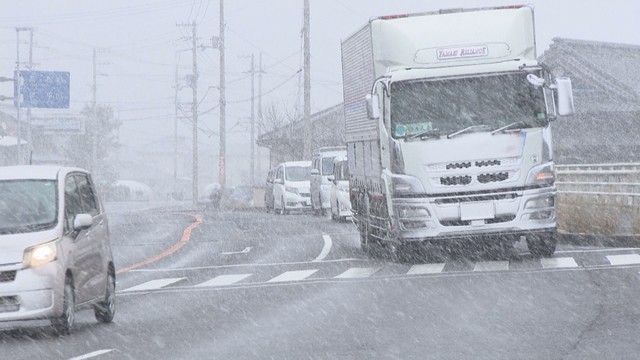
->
555, 77, 575, 116
365, 94, 380, 119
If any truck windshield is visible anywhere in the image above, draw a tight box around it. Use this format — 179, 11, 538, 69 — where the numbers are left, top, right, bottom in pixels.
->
0, 180, 58, 234
390, 72, 547, 138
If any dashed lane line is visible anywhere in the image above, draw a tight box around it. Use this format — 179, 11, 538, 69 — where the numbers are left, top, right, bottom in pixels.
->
122, 277, 186, 292
195, 274, 253, 287
335, 267, 380, 279
407, 263, 445, 275
268, 269, 319, 283
607, 254, 640, 266
68, 349, 114, 360
541, 257, 579, 269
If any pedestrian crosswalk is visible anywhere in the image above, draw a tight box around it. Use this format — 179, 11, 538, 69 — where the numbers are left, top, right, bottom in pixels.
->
119, 251, 640, 293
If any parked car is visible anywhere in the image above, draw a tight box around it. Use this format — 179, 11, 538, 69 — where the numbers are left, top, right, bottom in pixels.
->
226, 185, 255, 208
264, 169, 275, 212
0, 166, 115, 334
310, 146, 347, 215
272, 161, 312, 215
329, 155, 352, 221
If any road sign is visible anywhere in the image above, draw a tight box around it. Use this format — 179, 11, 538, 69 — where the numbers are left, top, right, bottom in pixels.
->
14, 71, 70, 109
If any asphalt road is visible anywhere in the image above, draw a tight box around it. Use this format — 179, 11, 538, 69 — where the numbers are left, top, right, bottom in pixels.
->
2, 203, 640, 359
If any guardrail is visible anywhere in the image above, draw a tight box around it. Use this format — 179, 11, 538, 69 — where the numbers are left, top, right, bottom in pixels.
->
556, 163, 640, 237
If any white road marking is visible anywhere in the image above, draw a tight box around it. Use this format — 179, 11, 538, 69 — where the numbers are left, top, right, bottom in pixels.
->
541, 257, 578, 269
313, 234, 333, 262
335, 267, 380, 279
221, 247, 252, 255
607, 253, 640, 266
474, 261, 509, 272
122, 278, 185, 292
68, 349, 114, 360
268, 269, 318, 283
195, 274, 252, 287
129, 258, 364, 272
407, 263, 445, 275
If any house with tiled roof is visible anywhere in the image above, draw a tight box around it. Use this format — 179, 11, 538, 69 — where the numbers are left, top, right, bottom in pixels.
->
541, 38, 640, 163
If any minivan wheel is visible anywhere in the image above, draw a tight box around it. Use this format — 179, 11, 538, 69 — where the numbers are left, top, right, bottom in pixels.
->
94, 270, 116, 323
52, 276, 75, 335
281, 197, 288, 215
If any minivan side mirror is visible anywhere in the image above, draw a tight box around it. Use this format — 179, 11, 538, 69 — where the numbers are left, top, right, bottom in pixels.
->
311, 169, 320, 176
555, 77, 575, 116
327, 175, 335, 184
74, 214, 93, 231
275, 178, 284, 185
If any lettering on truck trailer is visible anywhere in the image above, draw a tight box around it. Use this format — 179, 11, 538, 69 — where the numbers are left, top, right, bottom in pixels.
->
437, 45, 488, 60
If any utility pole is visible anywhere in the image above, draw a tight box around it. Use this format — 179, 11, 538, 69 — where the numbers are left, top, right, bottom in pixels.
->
191, 21, 199, 204
303, 0, 311, 159
219, 0, 226, 187
174, 57, 179, 198
15, 28, 22, 164
249, 53, 255, 186
26, 28, 33, 164
92, 48, 98, 177
257, 53, 263, 180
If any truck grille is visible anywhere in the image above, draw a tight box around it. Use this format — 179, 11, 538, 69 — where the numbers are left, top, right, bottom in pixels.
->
0, 271, 16, 282
446, 162, 471, 169
440, 215, 516, 227
440, 175, 472, 186
477, 172, 509, 183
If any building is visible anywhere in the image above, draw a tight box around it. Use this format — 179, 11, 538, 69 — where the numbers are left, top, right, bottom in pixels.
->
257, 103, 345, 169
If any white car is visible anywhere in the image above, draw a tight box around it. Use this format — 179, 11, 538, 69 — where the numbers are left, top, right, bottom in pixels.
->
329, 155, 352, 221
272, 161, 312, 215
0, 166, 115, 334
310, 146, 347, 215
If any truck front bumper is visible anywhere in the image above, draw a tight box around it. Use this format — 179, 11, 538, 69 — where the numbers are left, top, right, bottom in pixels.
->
392, 186, 556, 243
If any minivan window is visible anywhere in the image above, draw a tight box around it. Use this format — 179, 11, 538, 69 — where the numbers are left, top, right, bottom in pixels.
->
0, 180, 57, 234
76, 174, 99, 216
285, 166, 311, 181
64, 176, 83, 233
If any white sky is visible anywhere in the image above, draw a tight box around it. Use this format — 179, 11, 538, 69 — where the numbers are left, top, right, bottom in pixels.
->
0, 0, 638, 182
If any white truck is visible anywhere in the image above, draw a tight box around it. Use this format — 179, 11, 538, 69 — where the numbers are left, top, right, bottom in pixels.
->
341, 5, 575, 257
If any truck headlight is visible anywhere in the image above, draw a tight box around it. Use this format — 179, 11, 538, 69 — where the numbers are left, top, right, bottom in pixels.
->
525, 195, 555, 209
23, 240, 58, 268
526, 162, 555, 186
396, 207, 431, 219
391, 174, 425, 195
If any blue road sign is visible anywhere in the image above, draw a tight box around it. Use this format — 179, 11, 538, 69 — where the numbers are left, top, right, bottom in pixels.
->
14, 71, 70, 109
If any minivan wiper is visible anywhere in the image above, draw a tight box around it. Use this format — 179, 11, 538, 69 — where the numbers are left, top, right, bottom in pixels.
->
491, 121, 527, 135
407, 128, 441, 141
446, 124, 490, 139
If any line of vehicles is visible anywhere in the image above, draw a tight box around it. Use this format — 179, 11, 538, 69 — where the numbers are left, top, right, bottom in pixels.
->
264, 146, 353, 221
267, 5, 576, 258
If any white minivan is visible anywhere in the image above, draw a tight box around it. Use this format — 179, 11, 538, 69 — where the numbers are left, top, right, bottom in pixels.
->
0, 166, 115, 334
310, 146, 346, 215
272, 161, 312, 214
329, 155, 352, 221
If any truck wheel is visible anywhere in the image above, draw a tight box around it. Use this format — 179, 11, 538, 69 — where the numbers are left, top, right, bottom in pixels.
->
527, 232, 557, 257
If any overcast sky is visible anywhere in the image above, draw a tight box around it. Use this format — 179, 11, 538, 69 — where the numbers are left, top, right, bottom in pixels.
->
0, 0, 638, 177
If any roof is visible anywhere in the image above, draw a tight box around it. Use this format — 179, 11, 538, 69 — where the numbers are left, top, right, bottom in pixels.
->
258, 103, 344, 144
540, 38, 640, 112
0, 165, 87, 181
280, 161, 311, 167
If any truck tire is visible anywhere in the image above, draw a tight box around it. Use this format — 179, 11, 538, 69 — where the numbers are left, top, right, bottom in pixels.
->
526, 232, 557, 257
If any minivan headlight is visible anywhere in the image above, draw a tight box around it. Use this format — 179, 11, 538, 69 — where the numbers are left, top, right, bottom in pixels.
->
23, 241, 57, 268
285, 186, 299, 195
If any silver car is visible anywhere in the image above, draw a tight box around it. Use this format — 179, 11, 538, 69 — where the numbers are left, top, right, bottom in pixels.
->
0, 166, 115, 334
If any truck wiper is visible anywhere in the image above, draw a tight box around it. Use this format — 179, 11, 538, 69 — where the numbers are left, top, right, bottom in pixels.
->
446, 124, 490, 139
407, 128, 441, 141
491, 121, 527, 135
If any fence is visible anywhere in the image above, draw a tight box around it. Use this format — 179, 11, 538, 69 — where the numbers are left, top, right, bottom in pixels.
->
556, 163, 640, 237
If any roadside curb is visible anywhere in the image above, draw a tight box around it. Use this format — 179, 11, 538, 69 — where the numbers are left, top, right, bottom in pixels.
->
558, 232, 640, 248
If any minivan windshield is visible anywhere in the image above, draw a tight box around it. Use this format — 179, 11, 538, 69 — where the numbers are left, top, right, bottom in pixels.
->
0, 180, 57, 234
390, 72, 548, 138
285, 166, 311, 181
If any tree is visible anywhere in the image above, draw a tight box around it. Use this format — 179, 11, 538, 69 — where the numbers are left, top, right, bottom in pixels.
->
63, 104, 120, 183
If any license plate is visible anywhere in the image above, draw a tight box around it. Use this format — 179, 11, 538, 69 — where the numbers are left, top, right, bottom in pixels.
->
305, 200, 311, 206
460, 202, 495, 221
